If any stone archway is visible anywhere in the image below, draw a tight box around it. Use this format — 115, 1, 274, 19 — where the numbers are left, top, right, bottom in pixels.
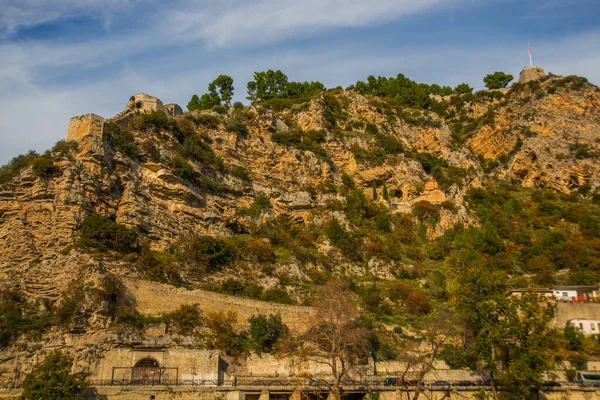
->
132, 357, 161, 384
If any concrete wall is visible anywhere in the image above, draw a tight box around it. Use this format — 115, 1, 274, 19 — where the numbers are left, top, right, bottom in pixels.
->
555, 303, 600, 329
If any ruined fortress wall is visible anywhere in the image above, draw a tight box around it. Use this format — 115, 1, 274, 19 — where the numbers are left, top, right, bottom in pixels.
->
66, 114, 104, 142
123, 278, 313, 332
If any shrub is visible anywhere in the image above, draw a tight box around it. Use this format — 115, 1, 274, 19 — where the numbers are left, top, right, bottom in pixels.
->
564, 326, 584, 351
365, 123, 379, 135
165, 304, 202, 335
220, 278, 263, 299
21, 351, 88, 400
204, 311, 247, 357
233, 101, 244, 110
261, 287, 294, 304
51, 140, 79, 157
180, 135, 216, 166
194, 113, 221, 129
236, 192, 271, 218
136, 244, 184, 287
97, 275, 136, 320
0, 291, 52, 347
230, 165, 251, 181
249, 313, 289, 354
212, 105, 228, 114
246, 238, 275, 263
32, 156, 59, 178
182, 236, 234, 271
341, 173, 355, 191
324, 218, 361, 261
412, 201, 441, 221
171, 155, 196, 181
104, 121, 139, 159
405, 290, 431, 315
226, 120, 249, 136
0, 150, 40, 185
78, 215, 137, 253
271, 130, 303, 146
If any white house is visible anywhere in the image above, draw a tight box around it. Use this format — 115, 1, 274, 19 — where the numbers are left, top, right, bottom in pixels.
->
510, 288, 553, 298
567, 319, 600, 335
553, 286, 599, 302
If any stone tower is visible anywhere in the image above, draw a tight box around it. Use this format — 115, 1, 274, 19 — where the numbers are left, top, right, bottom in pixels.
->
518, 66, 546, 84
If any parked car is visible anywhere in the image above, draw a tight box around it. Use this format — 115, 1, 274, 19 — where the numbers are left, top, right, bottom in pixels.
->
383, 377, 398, 386
454, 380, 478, 387
542, 381, 561, 388
308, 379, 333, 387
430, 380, 451, 387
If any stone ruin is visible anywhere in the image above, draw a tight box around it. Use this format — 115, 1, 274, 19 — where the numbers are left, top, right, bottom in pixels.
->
66, 113, 105, 142
65, 94, 183, 143
117, 93, 183, 119
518, 66, 546, 84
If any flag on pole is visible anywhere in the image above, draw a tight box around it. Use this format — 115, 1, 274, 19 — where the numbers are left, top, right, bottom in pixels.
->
528, 43, 532, 55
528, 43, 533, 67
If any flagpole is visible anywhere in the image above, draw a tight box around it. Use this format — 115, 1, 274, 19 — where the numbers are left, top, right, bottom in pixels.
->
528, 43, 533, 67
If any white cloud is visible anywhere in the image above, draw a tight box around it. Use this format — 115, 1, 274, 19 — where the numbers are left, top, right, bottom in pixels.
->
2, 29, 600, 164
0, 0, 142, 37
161, 0, 457, 47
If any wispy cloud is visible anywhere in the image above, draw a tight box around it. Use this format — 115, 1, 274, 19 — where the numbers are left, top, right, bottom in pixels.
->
0, 0, 143, 38
160, 0, 458, 47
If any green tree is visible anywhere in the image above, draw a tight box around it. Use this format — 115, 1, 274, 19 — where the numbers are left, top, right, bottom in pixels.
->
452, 258, 562, 400
209, 75, 235, 106
187, 94, 201, 111
21, 351, 88, 400
247, 70, 289, 103
454, 83, 473, 94
249, 313, 289, 354
484, 72, 514, 89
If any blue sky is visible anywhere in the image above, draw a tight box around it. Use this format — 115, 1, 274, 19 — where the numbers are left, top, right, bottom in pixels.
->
1, 0, 600, 164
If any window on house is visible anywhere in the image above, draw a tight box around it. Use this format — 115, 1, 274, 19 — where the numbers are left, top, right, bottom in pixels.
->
592, 324, 596, 331
580, 323, 584, 330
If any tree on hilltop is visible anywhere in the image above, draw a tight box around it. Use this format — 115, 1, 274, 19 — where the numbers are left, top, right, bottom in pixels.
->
209, 75, 234, 106
187, 75, 234, 111
247, 70, 290, 103
454, 82, 473, 94
484, 71, 514, 89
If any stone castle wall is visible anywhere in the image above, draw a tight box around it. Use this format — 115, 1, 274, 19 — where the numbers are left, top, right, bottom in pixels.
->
66, 114, 104, 142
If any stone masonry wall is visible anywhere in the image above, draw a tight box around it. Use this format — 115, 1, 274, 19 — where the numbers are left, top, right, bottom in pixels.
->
66, 114, 104, 142
123, 278, 313, 332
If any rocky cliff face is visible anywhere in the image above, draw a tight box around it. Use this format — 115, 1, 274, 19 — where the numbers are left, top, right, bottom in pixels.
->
0, 70, 599, 381
1, 75, 599, 303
